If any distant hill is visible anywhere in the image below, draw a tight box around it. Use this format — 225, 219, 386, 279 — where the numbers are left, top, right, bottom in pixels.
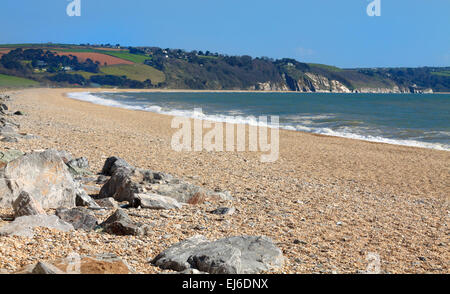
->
0, 43, 448, 93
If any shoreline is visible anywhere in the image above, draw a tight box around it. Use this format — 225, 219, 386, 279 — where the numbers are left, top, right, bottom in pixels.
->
3, 86, 450, 94
65, 89, 450, 152
1, 88, 449, 274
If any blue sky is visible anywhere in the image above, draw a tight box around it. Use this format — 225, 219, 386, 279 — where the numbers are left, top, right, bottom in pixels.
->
0, 0, 449, 68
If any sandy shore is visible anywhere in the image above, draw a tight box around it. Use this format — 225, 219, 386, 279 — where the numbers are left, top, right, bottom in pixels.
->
0, 87, 448, 274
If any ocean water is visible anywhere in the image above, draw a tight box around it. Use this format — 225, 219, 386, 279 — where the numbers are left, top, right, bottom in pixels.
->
67, 91, 450, 151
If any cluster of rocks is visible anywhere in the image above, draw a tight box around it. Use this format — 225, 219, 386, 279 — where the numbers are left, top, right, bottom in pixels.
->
0, 94, 38, 143
0, 148, 284, 274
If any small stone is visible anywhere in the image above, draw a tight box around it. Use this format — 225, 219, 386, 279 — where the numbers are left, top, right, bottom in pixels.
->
210, 207, 236, 216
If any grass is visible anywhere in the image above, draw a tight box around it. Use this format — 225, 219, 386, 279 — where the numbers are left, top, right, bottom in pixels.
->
308, 63, 343, 72
103, 52, 151, 64
100, 64, 165, 84
0, 74, 39, 87
57, 49, 151, 64
70, 71, 98, 79
0, 44, 150, 64
431, 71, 450, 77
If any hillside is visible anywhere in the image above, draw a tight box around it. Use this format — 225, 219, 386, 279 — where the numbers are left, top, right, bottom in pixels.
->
0, 43, 448, 93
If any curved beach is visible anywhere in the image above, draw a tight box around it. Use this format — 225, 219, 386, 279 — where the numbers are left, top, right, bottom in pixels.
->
0, 88, 448, 274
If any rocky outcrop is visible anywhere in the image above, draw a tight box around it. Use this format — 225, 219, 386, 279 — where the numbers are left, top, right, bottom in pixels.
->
282, 72, 352, 93
252, 82, 289, 91
152, 235, 284, 274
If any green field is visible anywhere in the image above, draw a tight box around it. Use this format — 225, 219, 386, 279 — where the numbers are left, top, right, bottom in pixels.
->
0, 74, 39, 87
1, 44, 152, 65
308, 63, 343, 72
431, 71, 450, 77
103, 52, 151, 64
100, 64, 165, 84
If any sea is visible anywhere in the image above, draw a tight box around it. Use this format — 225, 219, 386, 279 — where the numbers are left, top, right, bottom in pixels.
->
67, 91, 450, 151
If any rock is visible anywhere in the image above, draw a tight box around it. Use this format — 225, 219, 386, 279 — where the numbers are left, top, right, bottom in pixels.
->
54, 253, 134, 274
0, 149, 24, 166
210, 207, 236, 216
95, 197, 119, 209
177, 268, 208, 274
0, 104, 8, 111
100, 209, 144, 236
152, 235, 284, 274
18, 254, 134, 274
98, 168, 134, 203
81, 184, 101, 195
0, 124, 18, 135
75, 188, 100, 208
101, 156, 134, 176
13, 191, 46, 217
99, 165, 231, 206
135, 193, 183, 210
55, 207, 98, 231
96, 175, 110, 185
187, 192, 206, 205
32, 262, 65, 274
1, 136, 18, 143
0, 150, 78, 209
152, 183, 206, 204
0, 215, 74, 238
20, 133, 41, 140
66, 157, 92, 177
207, 191, 234, 201
13, 111, 24, 116
56, 150, 73, 164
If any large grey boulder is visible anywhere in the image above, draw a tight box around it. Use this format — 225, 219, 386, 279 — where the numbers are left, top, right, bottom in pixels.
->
0, 215, 74, 238
13, 191, 46, 217
101, 156, 134, 176
135, 193, 183, 210
0, 150, 77, 209
152, 235, 284, 274
55, 207, 98, 231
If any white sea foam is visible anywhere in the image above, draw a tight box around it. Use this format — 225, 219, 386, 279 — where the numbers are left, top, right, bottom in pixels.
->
67, 92, 450, 151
